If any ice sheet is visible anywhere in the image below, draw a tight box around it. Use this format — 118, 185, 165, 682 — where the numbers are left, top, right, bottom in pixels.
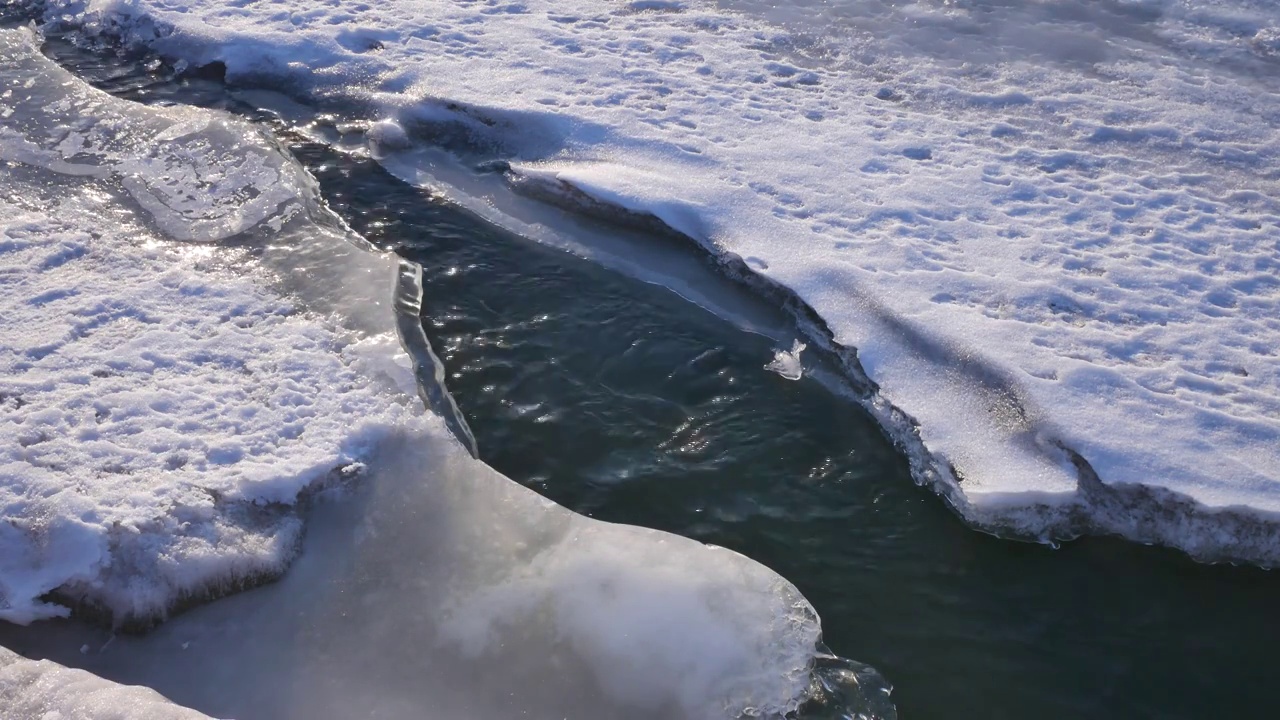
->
43, 0, 1280, 560
1, 432, 832, 720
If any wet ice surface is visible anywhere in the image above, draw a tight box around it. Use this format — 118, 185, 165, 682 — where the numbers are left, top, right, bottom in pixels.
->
43, 0, 1280, 560
0, 26, 877, 720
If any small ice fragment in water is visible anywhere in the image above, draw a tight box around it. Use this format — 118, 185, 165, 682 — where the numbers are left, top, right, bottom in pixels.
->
766, 340, 806, 380
367, 118, 411, 156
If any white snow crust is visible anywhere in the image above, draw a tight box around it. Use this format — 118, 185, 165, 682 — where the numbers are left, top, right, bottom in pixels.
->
1, 27, 838, 719
42, 0, 1280, 559
0, 646, 212, 719
0, 28, 422, 625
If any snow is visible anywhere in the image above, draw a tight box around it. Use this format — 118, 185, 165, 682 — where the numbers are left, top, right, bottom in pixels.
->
42, 0, 1280, 560
1, 646, 212, 719
0, 27, 424, 625
0, 27, 843, 719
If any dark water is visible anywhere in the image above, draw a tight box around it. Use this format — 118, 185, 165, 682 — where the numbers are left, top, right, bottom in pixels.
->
306, 146, 1280, 720
15, 23, 1280, 720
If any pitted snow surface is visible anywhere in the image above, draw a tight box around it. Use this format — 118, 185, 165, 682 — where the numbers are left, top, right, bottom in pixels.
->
0, 29, 422, 625
46, 0, 1280, 557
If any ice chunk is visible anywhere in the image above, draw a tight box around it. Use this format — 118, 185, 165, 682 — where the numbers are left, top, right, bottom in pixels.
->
0, 155, 421, 627
366, 118, 412, 156
766, 340, 807, 381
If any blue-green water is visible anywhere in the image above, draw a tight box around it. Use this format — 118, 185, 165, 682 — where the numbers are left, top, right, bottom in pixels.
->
10, 23, 1280, 719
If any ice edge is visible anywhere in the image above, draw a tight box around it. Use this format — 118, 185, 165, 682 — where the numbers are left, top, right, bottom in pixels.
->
505, 168, 1280, 567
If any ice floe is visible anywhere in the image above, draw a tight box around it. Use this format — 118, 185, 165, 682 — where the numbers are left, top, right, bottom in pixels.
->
0, 27, 426, 626
766, 340, 806, 381
3, 430, 839, 720
0, 646, 211, 719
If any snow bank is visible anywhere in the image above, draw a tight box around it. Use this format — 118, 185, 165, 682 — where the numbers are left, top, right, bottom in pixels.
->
0, 646, 212, 719
42, 0, 1280, 560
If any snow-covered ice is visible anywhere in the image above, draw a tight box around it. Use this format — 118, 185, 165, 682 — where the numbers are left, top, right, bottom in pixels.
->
0, 27, 426, 626
1, 646, 212, 719
0, 26, 849, 718
41, 0, 1280, 561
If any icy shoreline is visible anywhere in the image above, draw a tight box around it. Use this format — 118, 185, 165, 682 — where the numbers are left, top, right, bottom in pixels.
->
502, 163, 1280, 562
37, 0, 1280, 563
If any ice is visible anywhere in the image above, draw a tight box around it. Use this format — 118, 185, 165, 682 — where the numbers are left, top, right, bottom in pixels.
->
766, 340, 806, 381
1, 646, 212, 719
0, 27, 423, 626
0, 26, 844, 718
3, 431, 826, 720
43, 0, 1280, 561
